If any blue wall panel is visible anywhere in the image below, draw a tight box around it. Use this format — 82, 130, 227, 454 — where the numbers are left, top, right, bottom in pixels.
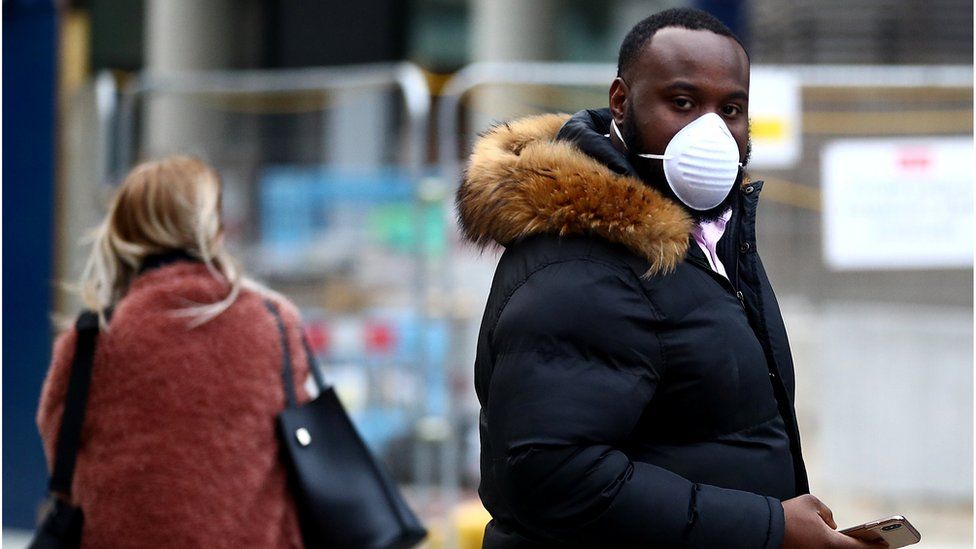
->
2, 0, 59, 530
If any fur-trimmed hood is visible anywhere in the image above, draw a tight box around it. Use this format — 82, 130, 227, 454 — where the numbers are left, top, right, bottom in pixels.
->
456, 112, 698, 274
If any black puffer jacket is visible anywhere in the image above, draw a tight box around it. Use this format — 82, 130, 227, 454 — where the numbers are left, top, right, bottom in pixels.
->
456, 109, 809, 548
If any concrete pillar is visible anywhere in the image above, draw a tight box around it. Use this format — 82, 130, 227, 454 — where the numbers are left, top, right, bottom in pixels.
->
469, 0, 557, 127
472, 0, 557, 63
142, 0, 237, 157
145, 0, 236, 70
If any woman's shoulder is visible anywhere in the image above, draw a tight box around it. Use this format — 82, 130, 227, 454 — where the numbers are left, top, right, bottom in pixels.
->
103, 266, 306, 364
118, 262, 225, 315
92, 272, 306, 390
116, 263, 296, 320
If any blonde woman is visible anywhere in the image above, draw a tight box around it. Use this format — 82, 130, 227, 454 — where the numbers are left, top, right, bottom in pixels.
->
37, 156, 310, 548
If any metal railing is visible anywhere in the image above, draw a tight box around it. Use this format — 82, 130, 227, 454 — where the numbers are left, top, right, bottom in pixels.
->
95, 63, 468, 524
110, 62, 430, 179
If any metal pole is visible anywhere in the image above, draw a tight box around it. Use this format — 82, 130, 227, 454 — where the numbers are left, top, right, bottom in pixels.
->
394, 62, 432, 173
93, 70, 117, 186
115, 77, 139, 181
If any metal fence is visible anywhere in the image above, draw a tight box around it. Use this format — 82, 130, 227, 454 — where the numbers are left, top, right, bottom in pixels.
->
82, 63, 476, 530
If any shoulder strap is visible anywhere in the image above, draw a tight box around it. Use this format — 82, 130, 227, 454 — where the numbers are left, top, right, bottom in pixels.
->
300, 333, 328, 392
264, 300, 329, 411
265, 300, 298, 409
49, 310, 101, 496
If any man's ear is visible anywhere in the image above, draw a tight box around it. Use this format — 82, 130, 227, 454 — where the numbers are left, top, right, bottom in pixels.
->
609, 77, 628, 124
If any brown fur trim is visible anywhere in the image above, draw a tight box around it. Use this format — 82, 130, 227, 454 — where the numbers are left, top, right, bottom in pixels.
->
456, 113, 693, 275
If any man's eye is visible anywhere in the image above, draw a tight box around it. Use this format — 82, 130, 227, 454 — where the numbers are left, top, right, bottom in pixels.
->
723, 105, 743, 116
673, 98, 693, 109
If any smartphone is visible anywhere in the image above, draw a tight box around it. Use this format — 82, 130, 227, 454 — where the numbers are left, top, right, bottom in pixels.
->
840, 515, 920, 548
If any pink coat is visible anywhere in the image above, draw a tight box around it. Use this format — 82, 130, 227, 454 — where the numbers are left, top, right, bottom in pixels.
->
37, 262, 310, 548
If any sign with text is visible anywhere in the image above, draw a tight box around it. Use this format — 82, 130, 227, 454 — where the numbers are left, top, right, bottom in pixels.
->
748, 68, 802, 169
822, 138, 973, 270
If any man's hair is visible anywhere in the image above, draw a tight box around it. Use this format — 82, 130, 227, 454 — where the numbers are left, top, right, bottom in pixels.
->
617, 7, 747, 78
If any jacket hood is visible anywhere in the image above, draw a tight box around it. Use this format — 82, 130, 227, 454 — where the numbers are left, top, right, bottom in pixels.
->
456, 111, 695, 274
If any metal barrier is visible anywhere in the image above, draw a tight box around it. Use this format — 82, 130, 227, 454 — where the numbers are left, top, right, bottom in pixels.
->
96, 63, 471, 526
434, 61, 973, 299
437, 61, 973, 177
111, 62, 430, 179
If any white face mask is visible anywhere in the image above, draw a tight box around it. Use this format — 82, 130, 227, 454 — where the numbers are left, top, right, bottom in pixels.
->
611, 113, 742, 211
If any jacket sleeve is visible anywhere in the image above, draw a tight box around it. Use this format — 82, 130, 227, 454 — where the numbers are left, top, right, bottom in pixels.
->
485, 259, 784, 548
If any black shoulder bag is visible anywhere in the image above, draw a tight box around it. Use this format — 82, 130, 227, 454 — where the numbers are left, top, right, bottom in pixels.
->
29, 311, 101, 549
265, 300, 427, 549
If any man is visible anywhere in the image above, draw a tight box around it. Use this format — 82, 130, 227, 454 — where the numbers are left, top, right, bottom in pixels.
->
456, 7, 885, 549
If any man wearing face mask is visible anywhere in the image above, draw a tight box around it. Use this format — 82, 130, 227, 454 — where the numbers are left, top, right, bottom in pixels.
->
456, 7, 886, 549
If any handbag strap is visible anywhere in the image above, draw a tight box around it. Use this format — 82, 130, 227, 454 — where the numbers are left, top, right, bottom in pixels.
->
264, 300, 328, 410
48, 310, 101, 496
300, 333, 328, 392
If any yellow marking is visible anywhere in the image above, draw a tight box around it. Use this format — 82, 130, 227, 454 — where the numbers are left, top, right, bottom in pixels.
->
751, 117, 789, 140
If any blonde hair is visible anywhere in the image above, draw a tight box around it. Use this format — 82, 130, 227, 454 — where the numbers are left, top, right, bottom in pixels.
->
80, 155, 243, 328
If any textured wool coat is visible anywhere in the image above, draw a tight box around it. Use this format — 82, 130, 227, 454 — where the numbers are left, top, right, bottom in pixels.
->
457, 109, 809, 548
37, 260, 310, 549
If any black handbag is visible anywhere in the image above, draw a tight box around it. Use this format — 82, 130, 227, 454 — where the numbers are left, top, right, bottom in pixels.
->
29, 311, 101, 549
265, 301, 428, 549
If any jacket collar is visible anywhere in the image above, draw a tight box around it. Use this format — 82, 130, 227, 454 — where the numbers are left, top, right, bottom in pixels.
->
138, 249, 201, 275
458, 109, 759, 274
555, 109, 636, 177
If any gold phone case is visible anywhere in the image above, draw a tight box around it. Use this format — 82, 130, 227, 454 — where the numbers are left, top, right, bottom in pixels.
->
840, 515, 921, 548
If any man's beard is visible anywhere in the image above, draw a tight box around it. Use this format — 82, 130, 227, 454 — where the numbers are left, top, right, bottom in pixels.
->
621, 103, 751, 223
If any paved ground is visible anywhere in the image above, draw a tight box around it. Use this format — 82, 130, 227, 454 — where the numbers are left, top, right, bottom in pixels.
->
2, 516, 973, 549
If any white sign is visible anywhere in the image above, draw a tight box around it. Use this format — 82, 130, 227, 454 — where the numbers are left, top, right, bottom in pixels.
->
748, 68, 801, 169
821, 138, 974, 270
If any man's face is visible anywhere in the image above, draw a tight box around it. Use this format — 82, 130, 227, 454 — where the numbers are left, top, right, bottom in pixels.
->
610, 27, 751, 218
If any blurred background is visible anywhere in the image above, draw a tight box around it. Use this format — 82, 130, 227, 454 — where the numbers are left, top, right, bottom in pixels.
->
4, 0, 973, 547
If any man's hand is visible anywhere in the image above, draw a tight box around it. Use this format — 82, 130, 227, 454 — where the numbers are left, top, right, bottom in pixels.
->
782, 495, 889, 548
